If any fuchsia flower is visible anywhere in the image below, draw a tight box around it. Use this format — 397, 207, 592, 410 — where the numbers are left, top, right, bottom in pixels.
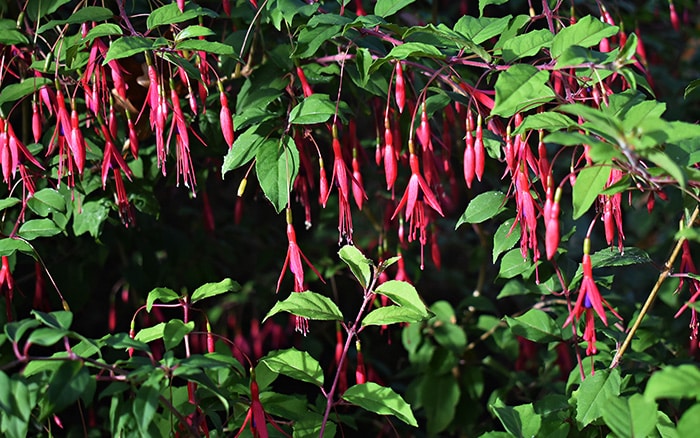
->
565, 238, 621, 357
392, 149, 444, 268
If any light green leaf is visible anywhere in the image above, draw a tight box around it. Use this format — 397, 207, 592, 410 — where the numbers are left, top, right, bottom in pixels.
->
602, 394, 657, 438
264, 291, 343, 322
18, 219, 61, 240
498, 248, 534, 279
501, 29, 553, 63
645, 364, 700, 401
175, 25, 216, 42
255, 136, 299, 213
176, 39, 236, 57
191, 278, 240, 303
456, 191, 506, 227
147, 2, 218, 29
85, 23, 123, 42
261, 348, 324, 386
163, 320, 195, 351
342, 382, 418, 426
505, 309, 561, 343
289, 94, 337, 125
386, 42, 443, 59
362, 306, 427, 326
492, 65, 555, 118
493, 219, 520, 263
338, 245, 372, 289
375, 280, 430, 317
135, 322, 167, 343
513, 112, 577, 135
572, 165, 611, 219
103, 37, 153, 65
0, 238, 35, 258
0, 77, 53, 106
222, 126, 266, 175
550, 15, 618, 59
374, 0, 416, 17
575, 368, 621, 426
677, 403, 700, 438
146, 288, 180, 312
454, 15, 511, 45
38, 6, 113, 33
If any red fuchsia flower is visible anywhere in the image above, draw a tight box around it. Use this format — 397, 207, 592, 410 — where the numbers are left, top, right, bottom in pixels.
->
474, 113, 485, 182
323, 125, 360, 244
355, 341, 367, 384
112, 168, 134, 227
464, 110, 476, 188
219, 81, 235, 148
564, 238, 622, 357
545, 183, 562, 260
416, 102, 432, 151
674, 241, 700, 344
351, 148, 364, 210
296, 65, 314, 98
1, 255, 15, 321
392, 148, 445, 269
383, 115, 397, 191
32, 100, 42, 143
100, 124, 134, 189
512, 164, 539, 261
394, 61, 405, 113
0, 117, 44, 185
234, 370, 283, 438
599, 169, 625, 251
277, 209, 324, 294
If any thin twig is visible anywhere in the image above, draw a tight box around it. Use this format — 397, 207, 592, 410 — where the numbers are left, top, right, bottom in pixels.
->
610, 205, 700, 369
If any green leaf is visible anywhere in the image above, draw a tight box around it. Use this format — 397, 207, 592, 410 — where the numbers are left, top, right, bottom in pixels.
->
0, 76, 53, 106
264, 291, 343, 322
26, 0, 71, 21
18, 219, 61, 240
433, 322, 467, 351
342, 382, 418, 426
147, 2, 218, 29
677, 403, 700, 438
479, 0, 510, 16
685, 79, 700, 100
454, 15, 511, 45
163, 319, 195, 350
255, 136, 299, 213
4, 319, 40, 343
602, 394, 657, 438
374, 0, 416, 17
386, 42, 443, 59
28, 188, 66, 216
355, 47, 372, 87
146, 287, 180, 312
0, 238, 35, 257
645, 364, 700, 400
41, 361, 90, 420
176, 39, 235, 57
645, 149, 687, 188
0, 197, 21, 211
133, 385, 160, 435
32, 310, 72, 330
85, 23, 123, 42
491, 401, 542, 438
175, 25, 215, 42
575, 368, 621, 427
550, 15, 618, 59
289, 94, 337, 125
38, 6, 113, 33
492, 65, 555, 118
72, 201, 110, 238
222, 126, 266, 175
572, 165, 611, 219
27, 327, 67, 346
501, 29, 553, 63
456, 191, 506, 227
294, 25, 342, 58
362, 306, 427, 326
505, 309, 561, 343
261, 348, 324, 386
513, 112, 577, 135
338, 245, 372, 289
493, 219, 520, 263
498, 248, 533, 279
103, 37, 154, 65
375, 280, 430, 317
135, 322, 167, 343
420, 373, 461, 435
191, 278, 240, 303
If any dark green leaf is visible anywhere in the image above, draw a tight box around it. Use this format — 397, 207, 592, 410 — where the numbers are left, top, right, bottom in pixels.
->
492, 401, 542, 438
264, 291, 343, 322
456, 191, 506, 227
492, 65, 555, 117
4, 319, 40, 343
27, 327, 67, 346
133, 385, 160, 435
18, 219, 61, 240
28, 188, 66, 216
147, 2, 218, 29
374, 0, 416, 17
685, 79, 700, 100
294, 25, 342, 58
102, 37, 153, 65
41, 361, 90, 420
146, 287, 180, 312
342, 382, 418, 426
191, 278, 240, 303
454, 15, 511, 45
222, 126, 266, 175
261, 348, 324, 386
479, 0, 510, 16
338, 245, 372, 289
255, 136, 299, 213
498, 249, 533, 279
420, 374, 461, 435
505, 309, 561, 343
493, 219, 520, 263
0, 238, 35, 258
0, 77, 52, 106
175, 25, 215, 42
163, 319, 195, 350
26, 0, 71, 21
38, 7, 114, 33
572, 165, 611, 219
32, 310, 72, 330
575, 368, 621, 426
